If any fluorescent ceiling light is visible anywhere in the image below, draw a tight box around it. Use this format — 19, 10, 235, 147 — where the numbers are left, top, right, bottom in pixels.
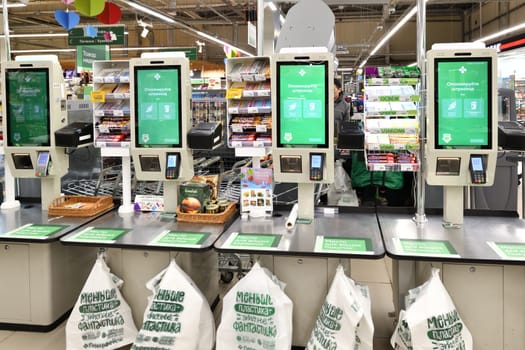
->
4, 3, 26, 8
196, 30, 254, 56
267, 2, 277, 11
11, 48, 75, 53
475, 22, 525, 43
359, 1, 428, 68
6, 33, 68, 38
122, 0, 176, 23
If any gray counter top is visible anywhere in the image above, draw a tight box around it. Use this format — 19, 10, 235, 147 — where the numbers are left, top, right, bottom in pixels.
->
61, 210, 231, 251
214, 210, 384, 258
0, 203, 107, 242
378, 212, 525, 264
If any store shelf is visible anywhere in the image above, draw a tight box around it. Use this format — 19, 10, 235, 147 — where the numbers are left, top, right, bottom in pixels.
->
363, 65, 421, 172
92, 61, 131, 150
226, 57, 272, 148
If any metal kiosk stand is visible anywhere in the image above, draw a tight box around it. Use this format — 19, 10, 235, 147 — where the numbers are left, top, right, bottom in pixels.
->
0, 56, 103, 330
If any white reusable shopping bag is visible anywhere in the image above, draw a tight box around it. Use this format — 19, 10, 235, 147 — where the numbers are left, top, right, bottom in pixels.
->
216, 261, 293, 350
391, 268, 473, 350
66, 257, 138, 350
131, 259, 215, 350
306, 265, 374, 350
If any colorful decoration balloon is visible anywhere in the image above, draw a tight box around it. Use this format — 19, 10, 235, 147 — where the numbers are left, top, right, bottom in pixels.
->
97, 2, 122, 24
54, 10, 80, 30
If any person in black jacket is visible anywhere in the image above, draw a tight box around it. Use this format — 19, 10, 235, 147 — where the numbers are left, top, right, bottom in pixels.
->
333, 78, 353, 136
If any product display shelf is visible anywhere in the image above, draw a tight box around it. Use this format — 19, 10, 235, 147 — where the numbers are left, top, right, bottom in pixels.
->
191, 89, 227, 127
226, 57, 272, 148
516, 78, 525, 120
92, 60, 131, 148
363, 66, 421, 172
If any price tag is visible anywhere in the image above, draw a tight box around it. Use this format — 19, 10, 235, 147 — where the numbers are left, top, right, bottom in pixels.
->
229, 107, 239, 114
90, 91, 106, 103
226, 88, 243, 99
98, 125, 110, 134
255, 125, 267, 133
231, 141, 243, 148
243, 90, 254, 97
247, 107, 259, 113
231, 124, 244, 133
113, 110, 124, 117
253, 141, 265, 148
94, 110, 105, 117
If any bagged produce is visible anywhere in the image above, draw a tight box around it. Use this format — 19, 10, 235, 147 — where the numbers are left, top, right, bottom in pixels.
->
306, 265, 374, 350
131, 259, 215, 350
391, 268, 473, 350
66, 257, 138, 350
216, 262, 293, 350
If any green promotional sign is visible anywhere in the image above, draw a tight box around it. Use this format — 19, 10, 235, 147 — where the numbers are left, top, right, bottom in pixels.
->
76, 45, 110, 72
160, 48, 197, 61
436, 59, 490, 147
6, 69, 49, 146
315, 236, 373, 254
278, 62, 327, 146
136, 67, 181, 146
7, 224, 69, 239
398, 238, 458, 256
229, 233, 282, 249
71, 227, 130, 242
488, 242, 525, 260
152, 231, 211, 246
68, 26, 125, 46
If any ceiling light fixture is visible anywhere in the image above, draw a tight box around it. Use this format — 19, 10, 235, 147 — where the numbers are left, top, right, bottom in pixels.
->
122, 0, 176, 23
475, 22, 525, 44
4, 2, 27, 8
359, 4, 418, 68
120, 0, 253, 57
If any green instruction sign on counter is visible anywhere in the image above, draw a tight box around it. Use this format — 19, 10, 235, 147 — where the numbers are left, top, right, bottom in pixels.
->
395, 238, 459, 257
315, 236, 373, 254
69, 227, 130, 243
150, 231, 211, 247
487, 241, 525, 260
227, 233, 282, 249
6, 224, 69, 239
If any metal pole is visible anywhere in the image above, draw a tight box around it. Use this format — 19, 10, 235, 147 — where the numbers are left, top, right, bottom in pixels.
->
257, 0, 264, 56
2, 0, 11, 60
414, 0, 427, 224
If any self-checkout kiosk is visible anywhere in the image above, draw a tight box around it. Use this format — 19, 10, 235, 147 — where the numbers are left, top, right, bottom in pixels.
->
2, 56, 68, 209
0, 56, 97, 330
130, 54, 194, 211
426, 44, 499, 226
271, 51, 335, 219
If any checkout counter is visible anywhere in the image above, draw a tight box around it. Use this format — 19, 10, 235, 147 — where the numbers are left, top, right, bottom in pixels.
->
380, 45, 525, 350
61, 54, 228, 326
215, 51, 385, 346
0, 56, 107, 330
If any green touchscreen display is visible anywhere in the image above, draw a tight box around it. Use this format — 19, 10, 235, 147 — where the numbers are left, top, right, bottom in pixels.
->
6, 69, 50, 146
135, 66, 182, 147
435, 58, 492, 149
277, 62, 328, 147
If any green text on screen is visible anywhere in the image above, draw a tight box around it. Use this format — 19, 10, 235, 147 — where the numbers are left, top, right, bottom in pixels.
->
436, 59, 490, 148
136, 68, 181, 146
279, 64, 326, 146
7, 70, 49, 146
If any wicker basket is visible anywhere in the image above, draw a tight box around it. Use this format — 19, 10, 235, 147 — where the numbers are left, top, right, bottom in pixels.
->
48, 195, 114, 217
176, 202, 237, 224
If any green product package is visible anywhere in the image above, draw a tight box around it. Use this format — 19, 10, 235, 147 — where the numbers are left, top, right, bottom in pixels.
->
178, 181, 211, 213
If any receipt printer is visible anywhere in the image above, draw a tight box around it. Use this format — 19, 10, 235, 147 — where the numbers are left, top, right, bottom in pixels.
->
188, 122, 223, 150
55, 122, 93, 148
